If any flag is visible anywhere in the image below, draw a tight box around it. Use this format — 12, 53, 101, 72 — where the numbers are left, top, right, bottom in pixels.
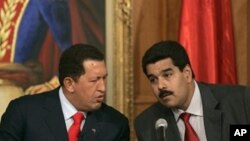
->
178, 0, 237, 84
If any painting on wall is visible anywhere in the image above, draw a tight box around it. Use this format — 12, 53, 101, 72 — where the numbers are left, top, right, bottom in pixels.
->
0, 0, 105, 94
0, 0, 134, 137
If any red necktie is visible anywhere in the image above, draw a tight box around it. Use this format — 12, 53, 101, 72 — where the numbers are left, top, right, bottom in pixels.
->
180, 113, 199, 141
68, 112, 84, 141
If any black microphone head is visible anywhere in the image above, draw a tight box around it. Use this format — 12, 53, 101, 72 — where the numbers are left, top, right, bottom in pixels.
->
155, 118, 168, 130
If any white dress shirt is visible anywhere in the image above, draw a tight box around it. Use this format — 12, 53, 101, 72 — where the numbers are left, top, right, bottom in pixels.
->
59, 87, 86, 131
172, 81, 207, 141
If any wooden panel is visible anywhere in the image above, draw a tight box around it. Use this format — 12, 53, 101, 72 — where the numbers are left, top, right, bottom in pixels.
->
166, 0, 182, 40
134, 95, 157, 117
132, 0, 182, 120
247, 0, 250, 85
232, 0, 249, 85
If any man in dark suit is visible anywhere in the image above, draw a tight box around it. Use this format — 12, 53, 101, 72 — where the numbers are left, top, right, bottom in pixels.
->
134, 40, 250, 141
0, 44, 130, 141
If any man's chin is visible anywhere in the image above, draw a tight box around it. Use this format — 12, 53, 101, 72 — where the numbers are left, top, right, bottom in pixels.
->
91, 103, 102, 111
160, 100, 175, 108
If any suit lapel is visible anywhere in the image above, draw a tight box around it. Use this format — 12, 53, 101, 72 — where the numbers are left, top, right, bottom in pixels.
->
79, 109, 103, 141
43, 88, 68, 141
198, 83, 222, 141
156, 103, 181, 141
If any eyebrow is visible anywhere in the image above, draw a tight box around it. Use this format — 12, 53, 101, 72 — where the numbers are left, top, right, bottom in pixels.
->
146, 68, 173, 78
96, 73, 108, 79
162, 68, 173, 73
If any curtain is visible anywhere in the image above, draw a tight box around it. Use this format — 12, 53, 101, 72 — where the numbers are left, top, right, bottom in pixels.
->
178, 0, 237, 84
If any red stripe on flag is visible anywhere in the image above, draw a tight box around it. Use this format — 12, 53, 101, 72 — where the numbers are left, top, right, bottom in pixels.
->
178, 0, 237, 84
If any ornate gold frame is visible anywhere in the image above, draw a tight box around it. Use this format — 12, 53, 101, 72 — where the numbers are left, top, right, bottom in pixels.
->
114, 0, 133, 119
106, 0, 134, 127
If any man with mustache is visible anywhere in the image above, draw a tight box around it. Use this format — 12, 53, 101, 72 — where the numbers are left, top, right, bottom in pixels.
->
0, 44, 130, 141
134, 40, 250, 141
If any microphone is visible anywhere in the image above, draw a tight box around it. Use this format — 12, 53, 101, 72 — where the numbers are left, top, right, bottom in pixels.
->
155, 118, 168, 141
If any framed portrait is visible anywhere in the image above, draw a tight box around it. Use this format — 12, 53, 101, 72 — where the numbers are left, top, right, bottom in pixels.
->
0, 0, 133, 125
0, 0, 105, 83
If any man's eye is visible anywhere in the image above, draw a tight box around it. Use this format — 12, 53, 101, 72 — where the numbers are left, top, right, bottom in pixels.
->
149, 77, 156, 83
163, 72, 172, 78
103, 76, 107, 80
90, 79, 98, 82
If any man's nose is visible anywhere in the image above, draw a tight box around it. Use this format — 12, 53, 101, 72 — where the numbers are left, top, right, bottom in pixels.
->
158, 77, 167, 90
98, 79, 106, 92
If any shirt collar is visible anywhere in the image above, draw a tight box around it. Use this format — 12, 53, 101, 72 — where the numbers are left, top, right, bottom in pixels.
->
172, 81, 204, 121
59, 87, 86, 120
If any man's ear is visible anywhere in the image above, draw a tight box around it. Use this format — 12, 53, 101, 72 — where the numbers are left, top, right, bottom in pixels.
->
63, 77, 75, 93
183, 64, 193, 82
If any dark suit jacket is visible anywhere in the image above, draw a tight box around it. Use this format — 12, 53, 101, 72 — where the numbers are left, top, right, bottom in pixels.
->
0, 88, 130, 141
134, 82, 250, 141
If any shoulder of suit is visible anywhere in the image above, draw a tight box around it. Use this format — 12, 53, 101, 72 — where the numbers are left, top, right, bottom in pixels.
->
135, 102, 166, 121
9, 88, 57, 108
97, 103, 128, 121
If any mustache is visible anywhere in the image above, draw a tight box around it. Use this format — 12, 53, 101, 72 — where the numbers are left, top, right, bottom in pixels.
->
158, 90, 173, 99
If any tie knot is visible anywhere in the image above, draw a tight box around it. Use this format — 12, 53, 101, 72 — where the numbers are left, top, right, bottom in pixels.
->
180, 112, 191, 122
72, 112, 84, 124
